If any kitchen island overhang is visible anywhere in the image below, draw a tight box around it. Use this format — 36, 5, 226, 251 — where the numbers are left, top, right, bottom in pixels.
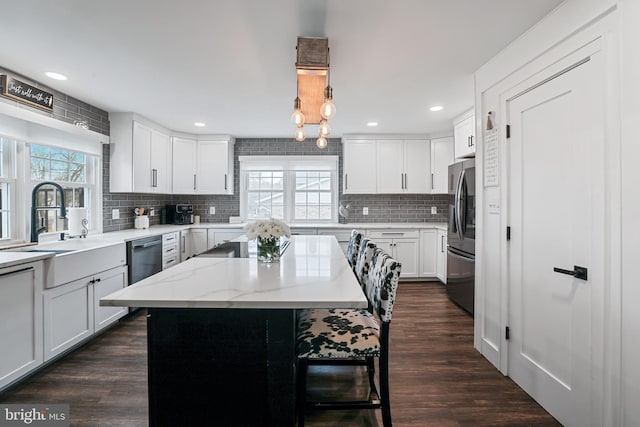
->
101, 235, 367, 427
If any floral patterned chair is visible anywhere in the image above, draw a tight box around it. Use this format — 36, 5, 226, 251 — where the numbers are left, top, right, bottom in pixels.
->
346, 229, 363, 272
296, 248, 402, 427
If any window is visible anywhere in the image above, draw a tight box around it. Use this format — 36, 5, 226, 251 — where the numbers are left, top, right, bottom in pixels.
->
29, 143, 99, 236
0, 137, 15, 241
240, 156, 338, 223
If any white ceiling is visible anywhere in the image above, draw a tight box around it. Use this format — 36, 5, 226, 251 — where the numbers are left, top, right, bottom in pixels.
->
0, 0, 562, 138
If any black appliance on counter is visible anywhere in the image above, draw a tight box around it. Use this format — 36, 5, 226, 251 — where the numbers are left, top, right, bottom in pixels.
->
447, 158, 476, 315
166, 204, 193, 225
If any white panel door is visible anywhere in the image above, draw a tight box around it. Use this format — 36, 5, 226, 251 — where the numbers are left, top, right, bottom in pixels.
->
151, 129, 171, 193
343, 140, 376, 194
420, 229, 437, 277
132, 122, 153, 193
394, 239, 419, 278
431, 137, 454, 193
507, 54, 604, 426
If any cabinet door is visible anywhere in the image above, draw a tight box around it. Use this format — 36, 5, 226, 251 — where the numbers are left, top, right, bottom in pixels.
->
43, 278, 93, 361
151, 130, 172, 193
343, 140, 377, 194
0, 264, 43, 390
180, 230, 192, 262
454, 114, 475, 159
431, 137, 454, 193
191, 229, 208, 256
420, 230, 437, 277
172, 137, 197, 194
436, 230, 447, 283
376, 140, 404, 193
197, 140, 231, 194
132, 122, 153, 193
375, 239, 394, 256
403, 140, 430, 193
94, 266, 128, 333
394, 239, 419, 278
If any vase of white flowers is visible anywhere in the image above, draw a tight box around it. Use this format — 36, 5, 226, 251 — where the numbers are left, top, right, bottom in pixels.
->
244, 218, 291, 263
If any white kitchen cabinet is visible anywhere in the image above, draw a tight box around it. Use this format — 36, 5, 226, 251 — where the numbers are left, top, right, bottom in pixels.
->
343, 139, 377, 194
109, 113, 172, 193
180, 229, 196, 261
436, 229, 447, 284
207, 229, 245, 247
454, 109, 475, 159
0, 262, 44, 391
44, 265, 127, 361
93, 266, 128, 333
172, 137, 234, 195
431, 136, 454, 194
162, 232, 180, 270
375, 139, 430, 193
368, 229, 419, 279
419, 229, 437, 277
190, 228, 208, 255
43, 276, 93, 361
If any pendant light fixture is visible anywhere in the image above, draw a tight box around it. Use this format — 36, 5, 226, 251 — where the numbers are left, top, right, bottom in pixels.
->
292, 37, 335, 148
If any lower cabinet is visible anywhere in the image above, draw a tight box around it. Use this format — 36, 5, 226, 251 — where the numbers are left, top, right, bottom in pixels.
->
190, 228, 208, 256
207, 229, 245, 247
43, 266, 127, 361
0, 262, 44, 390
420, 229, 437, 277
368, 230, 420, 279
436, 229, 447, 284
180, 229, 195, 261
93, 266, 128, 332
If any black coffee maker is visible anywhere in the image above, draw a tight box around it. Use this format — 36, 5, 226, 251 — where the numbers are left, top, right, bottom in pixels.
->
166, 204, 193, 224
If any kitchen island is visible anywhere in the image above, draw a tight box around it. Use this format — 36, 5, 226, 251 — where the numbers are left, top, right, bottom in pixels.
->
101, 235, 366, 427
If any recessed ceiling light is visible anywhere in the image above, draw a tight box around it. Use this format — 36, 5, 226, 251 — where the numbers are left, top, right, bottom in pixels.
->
45, 72, 67, 81
367, 122, 378, 127
194, 122, 206, 127
430, 105, 443, 112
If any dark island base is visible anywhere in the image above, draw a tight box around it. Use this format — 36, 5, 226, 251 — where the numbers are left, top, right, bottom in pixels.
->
147, 308, 297, 427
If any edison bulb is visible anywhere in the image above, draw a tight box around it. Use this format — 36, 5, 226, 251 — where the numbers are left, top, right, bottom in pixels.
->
291, 109, 305, 126
319, 119, 331, 137
320, 99, 336, 120
316, 136, 328, 149
295, 127, 305, 142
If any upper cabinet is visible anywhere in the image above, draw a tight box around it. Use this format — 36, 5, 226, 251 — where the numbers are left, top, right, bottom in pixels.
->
172, 137, 234, 195
343, 139, 377, 194
376, 139, 430, 193
343, 136, 430, 194
430, 136, 454, 194
110, 113, 172, 193
109, 113, 234, 194
453, 109, 475, 159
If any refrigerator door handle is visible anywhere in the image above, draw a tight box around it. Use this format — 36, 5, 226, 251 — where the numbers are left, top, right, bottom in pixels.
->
455, 169, 465, 240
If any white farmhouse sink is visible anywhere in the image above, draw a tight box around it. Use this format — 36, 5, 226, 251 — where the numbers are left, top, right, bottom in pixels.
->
16, 238, 126, 288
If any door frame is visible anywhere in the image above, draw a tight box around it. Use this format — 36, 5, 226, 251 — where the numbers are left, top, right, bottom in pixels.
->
492, 19, 622, 424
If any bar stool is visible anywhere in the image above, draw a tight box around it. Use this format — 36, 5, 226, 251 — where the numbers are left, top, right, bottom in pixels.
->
346, 229, 363, 272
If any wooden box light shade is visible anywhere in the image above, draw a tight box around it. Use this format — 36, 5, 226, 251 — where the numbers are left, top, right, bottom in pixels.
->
296, 37, 329, 125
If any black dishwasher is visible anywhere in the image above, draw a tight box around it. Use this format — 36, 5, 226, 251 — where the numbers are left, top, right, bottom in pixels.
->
127, 235, 163, 285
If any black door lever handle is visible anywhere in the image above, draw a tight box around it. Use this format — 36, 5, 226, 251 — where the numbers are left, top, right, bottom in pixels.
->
553, 265, 588, 281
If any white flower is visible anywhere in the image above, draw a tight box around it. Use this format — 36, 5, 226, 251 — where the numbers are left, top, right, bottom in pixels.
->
244, 218, 291, 240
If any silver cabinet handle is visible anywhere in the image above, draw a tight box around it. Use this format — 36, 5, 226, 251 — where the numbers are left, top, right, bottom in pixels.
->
182, 236, 186, 253
345, 174, 348, 190
224, 173, 228, 190
193, 174, 197, 191
152, 169, 158, 187
441, 235, 444, 253
401, 174, 404, 189
431, 173, 434, 190
469, 135, 474, 147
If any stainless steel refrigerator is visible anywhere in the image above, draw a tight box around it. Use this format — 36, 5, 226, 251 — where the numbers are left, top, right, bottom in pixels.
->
447, 158, 475, 314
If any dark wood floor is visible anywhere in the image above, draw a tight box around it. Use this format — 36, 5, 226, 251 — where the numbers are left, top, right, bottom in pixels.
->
0, 282, 560, 427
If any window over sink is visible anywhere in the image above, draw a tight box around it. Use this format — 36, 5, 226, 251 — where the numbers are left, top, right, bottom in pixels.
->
240, 156, 338, 223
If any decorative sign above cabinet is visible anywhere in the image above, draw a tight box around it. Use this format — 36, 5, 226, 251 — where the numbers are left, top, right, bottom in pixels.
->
1, 75, 54, 111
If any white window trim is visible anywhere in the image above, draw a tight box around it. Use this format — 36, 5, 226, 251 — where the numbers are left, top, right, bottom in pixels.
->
239, 155, 339, 223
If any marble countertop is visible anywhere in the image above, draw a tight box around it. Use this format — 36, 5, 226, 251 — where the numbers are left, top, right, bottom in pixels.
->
101, 235, 368, 310
1, 222, 447, 270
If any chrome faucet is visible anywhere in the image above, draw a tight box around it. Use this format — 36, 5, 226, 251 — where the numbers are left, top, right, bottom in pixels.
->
31, 181, 66, 242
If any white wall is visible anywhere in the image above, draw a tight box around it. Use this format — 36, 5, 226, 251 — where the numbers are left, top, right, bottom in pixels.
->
619, 0, 640, 424
473, 0, 640, 424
